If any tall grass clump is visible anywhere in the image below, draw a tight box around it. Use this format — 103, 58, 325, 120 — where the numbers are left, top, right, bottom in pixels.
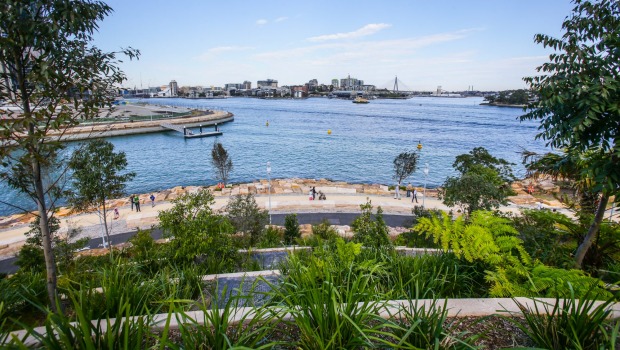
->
14, 296, 154, 349
269, 254, 388, 349
386, 298, 479, 349
78, 259, 166, 319
503, 285, 619, 349
162, 282, 281, 349
389, 253, 487, 299
0, 271, 47, 318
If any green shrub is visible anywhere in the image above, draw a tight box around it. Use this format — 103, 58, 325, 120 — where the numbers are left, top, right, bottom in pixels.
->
225, 193, 269, 247
503, 285, 618, 349
352, 200, 391, 249
158, 189, 237, 271
257, 226, 283, 248
284, 213, 301, 244
416, 210, 611, 298
311, 219, 339, 241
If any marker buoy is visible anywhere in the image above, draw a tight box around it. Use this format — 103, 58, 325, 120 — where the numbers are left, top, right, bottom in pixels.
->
266, 121, 269, 127
327, 129, 332, 135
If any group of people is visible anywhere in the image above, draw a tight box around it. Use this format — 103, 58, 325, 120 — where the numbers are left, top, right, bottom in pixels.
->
395, 183, 419, 203
129, 193, 157, 213
309, 186, 326, 201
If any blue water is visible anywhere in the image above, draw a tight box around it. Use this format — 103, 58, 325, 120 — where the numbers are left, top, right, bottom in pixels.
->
0, 97, 549, 216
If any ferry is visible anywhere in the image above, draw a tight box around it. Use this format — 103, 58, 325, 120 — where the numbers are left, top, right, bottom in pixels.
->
352, 96, 369, 104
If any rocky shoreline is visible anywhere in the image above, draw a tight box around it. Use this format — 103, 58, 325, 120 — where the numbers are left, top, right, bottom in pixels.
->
0, 177, 564, 230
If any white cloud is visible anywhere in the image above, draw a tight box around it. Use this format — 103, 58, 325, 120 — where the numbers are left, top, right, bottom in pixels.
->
255, 29, 479, 61
307, 23, 391, 42
274, 16, 288, 22
256, 19, 268, 25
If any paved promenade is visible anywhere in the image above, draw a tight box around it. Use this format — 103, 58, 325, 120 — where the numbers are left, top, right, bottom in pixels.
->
0, 178, 571, 258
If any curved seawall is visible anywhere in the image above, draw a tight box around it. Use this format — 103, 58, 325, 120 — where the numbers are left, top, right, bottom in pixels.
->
48, 111, 234, 141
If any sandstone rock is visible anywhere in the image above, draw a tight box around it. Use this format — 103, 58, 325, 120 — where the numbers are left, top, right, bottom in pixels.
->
299, 224, 313, 237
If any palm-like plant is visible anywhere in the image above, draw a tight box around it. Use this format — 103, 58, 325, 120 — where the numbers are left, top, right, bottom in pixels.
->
522, 149, 613, 268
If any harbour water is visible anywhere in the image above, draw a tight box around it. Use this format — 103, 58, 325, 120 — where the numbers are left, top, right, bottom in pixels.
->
0, 97, 550, 216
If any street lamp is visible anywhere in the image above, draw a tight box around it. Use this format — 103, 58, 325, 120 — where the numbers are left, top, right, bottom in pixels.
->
422, 163, 429, 207
266, 161, 272, 225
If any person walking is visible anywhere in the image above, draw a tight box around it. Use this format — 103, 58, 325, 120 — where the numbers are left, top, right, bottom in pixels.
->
113, 207, 119, 220
130, 195, 134, 211
134, 195, 141, 212
311, 186, 317, 200
394, 182, 401, 200
412, 189, 419, 203
406, 183, 413, 197
150, 194, 155, 207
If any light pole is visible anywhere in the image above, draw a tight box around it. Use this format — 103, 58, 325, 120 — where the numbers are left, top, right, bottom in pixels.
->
266, 161, 272, 225
422, 163, 429, 207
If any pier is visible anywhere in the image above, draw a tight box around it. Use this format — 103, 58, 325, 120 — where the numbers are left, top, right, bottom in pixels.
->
160, 123, 222, 139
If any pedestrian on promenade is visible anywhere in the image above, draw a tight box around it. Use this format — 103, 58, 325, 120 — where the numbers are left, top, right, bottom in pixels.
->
134, 195, 141, 212
150, 194, 155, 207
406, 183, 413, 197
311, 187, 317, 200
130, 195, 134, 211
113, 207, 119, 220
412, 189, 418, 203
394, 182, 401, 200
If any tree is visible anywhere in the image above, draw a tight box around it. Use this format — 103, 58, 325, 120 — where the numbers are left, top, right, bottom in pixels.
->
225, 193, 269, 247
439, 148, 515, 215
284, 213, 301, 245
0, 1, 138, 309
211, 142, 233, 185
520, 0, 620, 268
453, 147, 515, 182
68, 139, 135, 247
393, 151, 419, 189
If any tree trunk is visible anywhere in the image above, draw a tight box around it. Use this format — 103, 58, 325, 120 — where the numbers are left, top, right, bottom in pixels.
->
101, 200, 113, 256
574, 193, 609, 269
32, 157, 59, 312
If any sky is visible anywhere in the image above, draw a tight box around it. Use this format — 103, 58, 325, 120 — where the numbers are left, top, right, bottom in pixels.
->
93, 0, 576, 91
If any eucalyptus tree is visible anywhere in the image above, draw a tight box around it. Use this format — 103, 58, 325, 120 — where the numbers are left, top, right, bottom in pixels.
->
211, 142, 233, 186
520, 0, 619, 268
0, 1, 138, 308
393, 151, 419, 191
68, 139, 135, 248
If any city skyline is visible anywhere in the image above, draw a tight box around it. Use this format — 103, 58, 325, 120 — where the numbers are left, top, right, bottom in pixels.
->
94, 0, 575, 91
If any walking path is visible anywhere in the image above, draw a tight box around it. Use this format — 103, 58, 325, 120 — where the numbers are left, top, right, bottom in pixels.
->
0, 178, 572, 258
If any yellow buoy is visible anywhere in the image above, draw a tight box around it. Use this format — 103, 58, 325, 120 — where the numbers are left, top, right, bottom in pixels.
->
266, 121, 269, 127
327, 129, 332, 135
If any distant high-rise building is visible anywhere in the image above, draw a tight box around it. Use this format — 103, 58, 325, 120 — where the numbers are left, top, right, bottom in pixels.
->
340, 75, 363, 91
331, 79, 339, 89
169, 80, 178, 96
243, 81, 252, 89
257, 79, 278, 88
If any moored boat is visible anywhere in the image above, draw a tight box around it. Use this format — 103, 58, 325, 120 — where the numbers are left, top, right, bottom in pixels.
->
352, 96, 369, 104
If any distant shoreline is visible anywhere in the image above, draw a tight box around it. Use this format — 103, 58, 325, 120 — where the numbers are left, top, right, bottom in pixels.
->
479, 102, 526, 108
